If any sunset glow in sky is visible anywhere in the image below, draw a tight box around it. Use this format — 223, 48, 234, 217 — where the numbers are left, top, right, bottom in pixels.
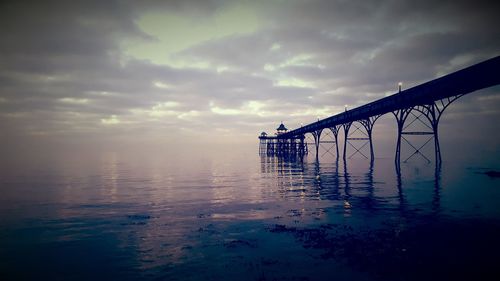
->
1, 0, 499, 151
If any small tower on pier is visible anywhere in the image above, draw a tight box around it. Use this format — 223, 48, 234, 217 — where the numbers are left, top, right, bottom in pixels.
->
258, 122, 306, 157
276, 122, 288, 135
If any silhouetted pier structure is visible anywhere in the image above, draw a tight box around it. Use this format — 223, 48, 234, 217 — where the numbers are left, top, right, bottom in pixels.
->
258, 56, 500, 168
259, 123, 308, 157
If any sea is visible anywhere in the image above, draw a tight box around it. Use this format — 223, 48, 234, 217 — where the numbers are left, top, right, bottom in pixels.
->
1, 143, 500, 281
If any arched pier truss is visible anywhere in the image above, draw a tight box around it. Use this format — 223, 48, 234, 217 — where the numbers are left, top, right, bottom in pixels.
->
259, 56, 500, 170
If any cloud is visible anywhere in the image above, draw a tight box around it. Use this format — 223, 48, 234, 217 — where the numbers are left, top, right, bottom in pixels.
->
101, 115, 121, 125
0, 0, 499, 148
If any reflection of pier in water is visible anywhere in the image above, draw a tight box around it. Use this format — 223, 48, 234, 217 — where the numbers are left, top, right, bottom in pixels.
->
260, 155, 442, 218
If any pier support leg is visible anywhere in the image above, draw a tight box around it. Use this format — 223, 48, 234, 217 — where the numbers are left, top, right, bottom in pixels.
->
392, 108, 413, 171
299, 135, 306, 156
312, 129, 323, 162
392, 94, 463, 171
342, 122, 352, 162
433, 122, 441, 165
359, 115, 382, 163
329, 125, 341, 160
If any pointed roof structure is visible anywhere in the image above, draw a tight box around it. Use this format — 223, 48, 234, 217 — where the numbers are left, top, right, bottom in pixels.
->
276, 122, 287, 131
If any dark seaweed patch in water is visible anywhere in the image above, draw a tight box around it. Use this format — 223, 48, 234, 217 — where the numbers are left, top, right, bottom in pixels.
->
197, 224, 221, 235
268, 219, 500, 281
223, 239, 258, 249
286, 209, 302, 217
127, 214, 152, 220
260, 258, 279, 266
484, 170, 500, 178
197, 213, 212, 218
121, 214, 153, 225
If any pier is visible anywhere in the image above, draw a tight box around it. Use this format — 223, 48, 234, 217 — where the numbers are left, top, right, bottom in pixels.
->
259, 56, 500, 169
259, 123, 308, 157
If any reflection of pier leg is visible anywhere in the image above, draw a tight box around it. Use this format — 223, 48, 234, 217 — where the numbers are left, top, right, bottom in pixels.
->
364, 161, 375, 210
395, 167, 407, 215
432, 162, 442, 215
343, 160, 351, 208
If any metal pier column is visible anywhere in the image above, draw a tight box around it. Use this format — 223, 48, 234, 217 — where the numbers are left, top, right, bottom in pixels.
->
312, 129, 323, 161
342, 122, 352, 161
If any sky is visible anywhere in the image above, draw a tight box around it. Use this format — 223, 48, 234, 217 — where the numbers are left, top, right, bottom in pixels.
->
1, 0, 499, 153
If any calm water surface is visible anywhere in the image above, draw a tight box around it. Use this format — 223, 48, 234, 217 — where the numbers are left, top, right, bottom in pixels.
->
1, 147, 500, 280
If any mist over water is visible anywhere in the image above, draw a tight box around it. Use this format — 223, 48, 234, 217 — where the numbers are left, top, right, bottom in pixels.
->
1, 142, 500, 280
